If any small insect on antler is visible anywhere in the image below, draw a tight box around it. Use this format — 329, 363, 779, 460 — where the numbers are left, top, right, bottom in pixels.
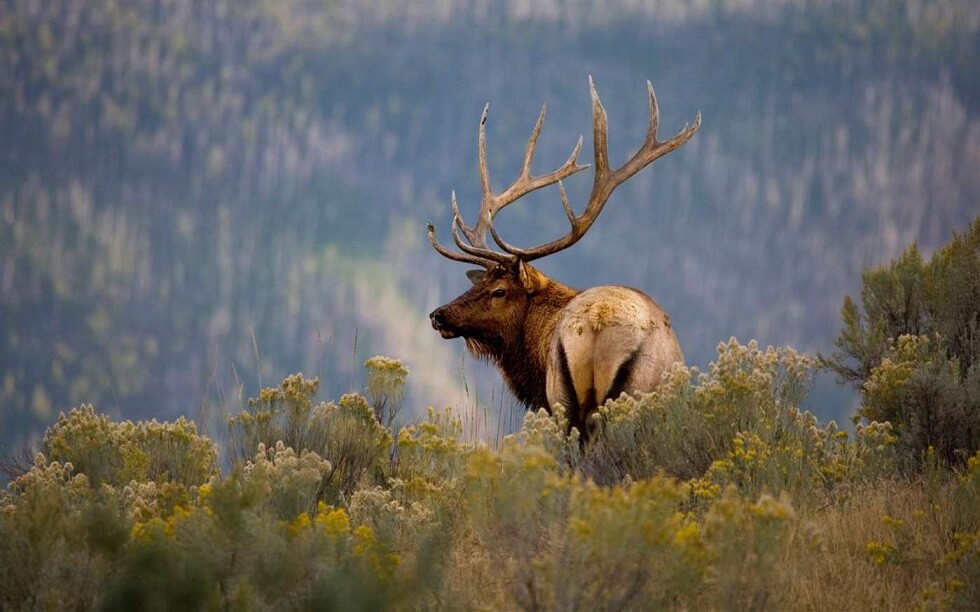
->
429, 77, 701, 267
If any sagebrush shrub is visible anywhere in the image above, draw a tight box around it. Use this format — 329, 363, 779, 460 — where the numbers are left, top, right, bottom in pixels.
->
227, 374, 393, 503
41, 405, 217, 487
582, 340, 883, 505
364, 355, 409, 428
822, 216, 980, 464
861, 334, 980, 464
3, 346, 978, 610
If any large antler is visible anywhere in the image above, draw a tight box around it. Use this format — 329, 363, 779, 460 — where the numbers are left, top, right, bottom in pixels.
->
429, 76, 700, 267
428, 102, 588, 267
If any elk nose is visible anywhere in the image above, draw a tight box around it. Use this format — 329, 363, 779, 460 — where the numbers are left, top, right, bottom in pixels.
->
429, 309, 446, 329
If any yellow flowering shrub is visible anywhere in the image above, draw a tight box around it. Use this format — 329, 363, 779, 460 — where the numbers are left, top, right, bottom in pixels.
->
550, 476, 708, 609
0, 455, 123, 609
227, 373, 322, 462
3, 346, 977, 610
462, 437, 567, 608
576, 339, 901, 506
588, 339, 814, 484
392, 406, 477, 526
243, 440, 332, 519
228, 373, 393, 503
703, 489, 796, 610
348, 481, 437, 552
364, 355, 409, 428
40, 404, 217, 487
118, 479, 193, 523
858, 334, 978, 464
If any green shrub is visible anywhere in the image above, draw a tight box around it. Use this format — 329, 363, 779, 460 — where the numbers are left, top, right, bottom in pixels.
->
364, 355, 410, 428
587, 340, 813, 483
41, 404, 218, 487
461, 431, 796, 610
226, 373, 325, 463
227, 373, 394, 504
0, 457, 127, 609
822, 216, 980, 464
861, 334, 980, 464
578, 339, 899, 508
4, 345, 979, 609
242, 441, 333, 520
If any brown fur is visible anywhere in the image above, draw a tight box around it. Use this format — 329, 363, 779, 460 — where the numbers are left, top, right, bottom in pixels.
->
430, 262, 683, 439
433, 264, 576, 409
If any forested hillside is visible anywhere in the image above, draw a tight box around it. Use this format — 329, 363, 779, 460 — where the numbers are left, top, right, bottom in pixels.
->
1, 0, 977, 450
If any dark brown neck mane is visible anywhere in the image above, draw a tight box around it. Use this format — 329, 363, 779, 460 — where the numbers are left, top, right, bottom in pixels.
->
468, 279, 578, 410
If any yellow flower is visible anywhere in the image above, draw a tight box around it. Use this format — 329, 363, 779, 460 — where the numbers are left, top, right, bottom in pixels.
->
689, 478, 720, 500
164, 505, 193, 537
316, 507, 351, 539
131, 517, 165, 541
289, 512, 312, 536
866, 541, 894, 566
880, 514, 904, 530
672, 521, 701, 549
749, 494, 795, 521
569, 518, 593, 539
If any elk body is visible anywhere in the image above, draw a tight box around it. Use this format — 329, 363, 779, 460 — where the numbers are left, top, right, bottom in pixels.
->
428, 77, 700, 439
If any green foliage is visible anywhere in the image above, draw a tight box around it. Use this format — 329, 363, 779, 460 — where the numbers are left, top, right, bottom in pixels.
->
242, 441, 333, 520
364, 355, 409, 429
41, 404, 218, 487
584, 339, 896, 507
591, 340, 813, 481
464, 441, 712, 610
0, 456, 136, 609
822, 217, 980, 464
861, 334, 980, 464
227, 373, 393, 504
3, 347, 980, 608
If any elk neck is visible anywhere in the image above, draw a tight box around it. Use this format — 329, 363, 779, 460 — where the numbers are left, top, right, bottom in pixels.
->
497, 277, 579, 410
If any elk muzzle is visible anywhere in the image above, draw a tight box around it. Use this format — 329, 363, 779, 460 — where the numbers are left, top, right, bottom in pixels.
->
429, 307, 459, 338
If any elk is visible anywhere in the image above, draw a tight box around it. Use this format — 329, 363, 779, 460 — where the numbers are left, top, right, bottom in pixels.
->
428, 77, 700, 439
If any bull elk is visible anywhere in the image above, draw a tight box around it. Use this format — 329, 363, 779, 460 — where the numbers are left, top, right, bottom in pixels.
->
428, 77, 700, 439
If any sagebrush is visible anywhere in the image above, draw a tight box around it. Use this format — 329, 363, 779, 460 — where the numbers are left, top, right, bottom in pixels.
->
3, 348, 979, 610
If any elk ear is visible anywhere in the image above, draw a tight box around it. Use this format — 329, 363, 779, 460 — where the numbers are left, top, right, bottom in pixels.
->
516, 261, 547, 294
466, 269, 486, 285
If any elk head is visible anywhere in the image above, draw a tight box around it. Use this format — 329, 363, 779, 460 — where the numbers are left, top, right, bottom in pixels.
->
428, 77, 700, 434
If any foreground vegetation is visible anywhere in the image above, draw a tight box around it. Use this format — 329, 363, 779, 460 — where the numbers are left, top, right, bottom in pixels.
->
1, 340, 978, 610
2, 223, 978, 609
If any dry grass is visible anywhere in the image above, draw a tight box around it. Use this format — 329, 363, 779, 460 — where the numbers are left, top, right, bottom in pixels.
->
783, 478, 962, 611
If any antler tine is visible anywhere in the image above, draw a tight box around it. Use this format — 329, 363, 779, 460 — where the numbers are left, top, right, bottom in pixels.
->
589, 75, 610, 183
423, 189, 511, 268
504, 76, 701, 263
449, 105, 493, 250
490, 180, 577, 257
645, 79, 660, 147
427, 222, 496, 267
451, 99, 588, 254
449, 190, 513, 265
465, 101, 589, 248
521, 103, 548, 180
451, 212, 512, 265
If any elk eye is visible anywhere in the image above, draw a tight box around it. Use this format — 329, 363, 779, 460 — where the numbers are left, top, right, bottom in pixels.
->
491, 288, 506, 298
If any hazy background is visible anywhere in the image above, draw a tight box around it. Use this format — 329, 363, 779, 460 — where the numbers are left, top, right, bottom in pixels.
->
1, 0, 978, 451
